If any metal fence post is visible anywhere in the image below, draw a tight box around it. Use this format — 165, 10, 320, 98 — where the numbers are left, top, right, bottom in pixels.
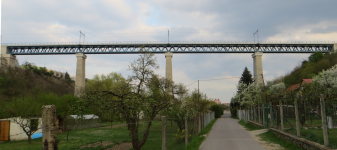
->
198, 114, 201, 134
320, 94, 329, 147
185, 116, 188, 147
295, 98, 300, 137
258, 105, 264, 124
254, 106, 256, 122
162, 116, 166, 150
270, 102, 273, 128
258, 106, 261, 124
280, 100, 284, 131
203, 113, 205, 128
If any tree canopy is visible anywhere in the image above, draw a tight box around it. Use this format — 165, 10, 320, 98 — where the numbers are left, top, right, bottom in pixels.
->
239, 67, 253, 86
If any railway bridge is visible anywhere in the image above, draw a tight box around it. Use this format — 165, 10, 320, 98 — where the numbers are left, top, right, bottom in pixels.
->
1, 42, 336, 96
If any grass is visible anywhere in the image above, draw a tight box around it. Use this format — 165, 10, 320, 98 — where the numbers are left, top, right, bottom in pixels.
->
185, 119, 217, 150
285, 128, 337, 149
0, 120, 211, 150
99, 121, 126, 127
258, 131, 304, 150
0, 124, 132, 150
238, 120, 304, 150
283, 117, 322, 128
238, 120, 262, 131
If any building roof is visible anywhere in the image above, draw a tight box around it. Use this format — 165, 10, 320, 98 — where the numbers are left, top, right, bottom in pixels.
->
286, 79, 313, 92
70, 114, 99, 119
213, 98, 221, 104
302, 79, 313, 84
286, 83, 300, 92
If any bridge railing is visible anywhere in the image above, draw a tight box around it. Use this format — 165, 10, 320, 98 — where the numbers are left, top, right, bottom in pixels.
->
2, 41, 336, 46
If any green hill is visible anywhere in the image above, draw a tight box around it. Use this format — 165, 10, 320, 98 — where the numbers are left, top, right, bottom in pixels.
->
280, 52, 337, 87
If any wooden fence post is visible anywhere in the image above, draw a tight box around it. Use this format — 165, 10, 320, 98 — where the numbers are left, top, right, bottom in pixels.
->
185, 116, 188, 147
294, 98, 300, 137
320, 94, 329, 147
162, 116, 166, 150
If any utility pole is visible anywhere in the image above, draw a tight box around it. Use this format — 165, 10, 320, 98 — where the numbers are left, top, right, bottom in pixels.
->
253, 29, 259, 43
168, 29, 170, 44
79, 30, 85, 44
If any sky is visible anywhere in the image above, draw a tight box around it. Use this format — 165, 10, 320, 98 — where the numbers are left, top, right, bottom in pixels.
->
1, 0, 337, 103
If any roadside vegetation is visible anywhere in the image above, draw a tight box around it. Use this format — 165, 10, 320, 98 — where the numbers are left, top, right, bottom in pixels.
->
0, 52, 225, 149
238, 120, 303, 150
185, 119, 217, 150
230, 51, 337, 149
238, 120, 262, 131
258, 131, 304, 150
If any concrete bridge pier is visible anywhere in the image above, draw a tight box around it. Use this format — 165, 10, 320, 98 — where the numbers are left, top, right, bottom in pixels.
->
1, 45, 16, 68
165, 52, 173, 81
334, 43, 337, 52
252, 52, 264, 86
165, 52, 173, 94
74, 53, 87, 97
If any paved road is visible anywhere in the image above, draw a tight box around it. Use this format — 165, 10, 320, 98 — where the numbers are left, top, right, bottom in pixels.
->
199, 111, 266, 150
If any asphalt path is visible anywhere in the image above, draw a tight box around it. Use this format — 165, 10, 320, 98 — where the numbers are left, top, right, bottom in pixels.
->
199, 111, 266, 150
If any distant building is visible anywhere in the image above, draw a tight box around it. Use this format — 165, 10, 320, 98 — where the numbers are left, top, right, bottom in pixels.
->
213, 98, 221, 104
222, 103, 230, 106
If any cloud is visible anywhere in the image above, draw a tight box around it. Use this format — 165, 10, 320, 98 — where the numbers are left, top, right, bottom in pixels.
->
3, 0, 337, 103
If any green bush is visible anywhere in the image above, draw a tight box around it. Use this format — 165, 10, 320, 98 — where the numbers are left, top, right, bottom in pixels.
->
174, 129, 191, 142
230, 107, 237, 117
210, 103, 226, 118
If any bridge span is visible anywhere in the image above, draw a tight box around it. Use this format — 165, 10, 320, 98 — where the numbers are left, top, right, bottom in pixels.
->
2, 43, 335, 55
1, 42, 337, 97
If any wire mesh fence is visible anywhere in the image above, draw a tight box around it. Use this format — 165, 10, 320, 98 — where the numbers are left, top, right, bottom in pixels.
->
242, 94, 337, 149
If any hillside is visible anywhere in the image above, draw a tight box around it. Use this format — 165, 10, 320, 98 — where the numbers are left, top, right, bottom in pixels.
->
0, 63, 74, 102
270, 52, 337, 87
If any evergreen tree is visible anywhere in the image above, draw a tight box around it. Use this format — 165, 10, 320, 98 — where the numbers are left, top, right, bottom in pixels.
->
309, 52, 323, 63
65, 72, 72, 84
239, 67, 253, 86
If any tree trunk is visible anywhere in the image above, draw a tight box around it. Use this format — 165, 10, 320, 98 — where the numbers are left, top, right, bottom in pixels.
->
28, 136, 32, 144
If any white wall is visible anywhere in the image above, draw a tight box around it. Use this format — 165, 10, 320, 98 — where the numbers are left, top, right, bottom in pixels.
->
0, 117, 42, 141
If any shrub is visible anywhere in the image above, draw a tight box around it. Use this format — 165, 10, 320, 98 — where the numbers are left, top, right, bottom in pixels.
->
230, 107, 237, 117
174, 129, 191, 142
210, 104, 226, 118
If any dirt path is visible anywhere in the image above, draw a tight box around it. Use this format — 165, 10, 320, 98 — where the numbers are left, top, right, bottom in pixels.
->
250, 129, 284, 150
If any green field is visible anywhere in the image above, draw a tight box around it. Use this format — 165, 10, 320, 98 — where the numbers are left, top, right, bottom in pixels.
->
0, 119, 217, 150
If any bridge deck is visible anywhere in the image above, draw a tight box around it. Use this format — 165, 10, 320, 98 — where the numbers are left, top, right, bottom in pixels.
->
3, 43, 334, 55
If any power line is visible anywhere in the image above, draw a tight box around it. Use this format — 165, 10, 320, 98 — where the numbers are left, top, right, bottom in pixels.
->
2, 31, 333, 36
185, 76, 241, 87
199, 76, 240, 81
186, 81, 198, 87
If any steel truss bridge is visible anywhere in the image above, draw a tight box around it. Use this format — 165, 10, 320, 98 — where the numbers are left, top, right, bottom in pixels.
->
4, 43, 335, 55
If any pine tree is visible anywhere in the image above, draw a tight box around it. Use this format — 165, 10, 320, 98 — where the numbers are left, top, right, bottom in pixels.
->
65, 72, 72, 84
239, 67, 253, 86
